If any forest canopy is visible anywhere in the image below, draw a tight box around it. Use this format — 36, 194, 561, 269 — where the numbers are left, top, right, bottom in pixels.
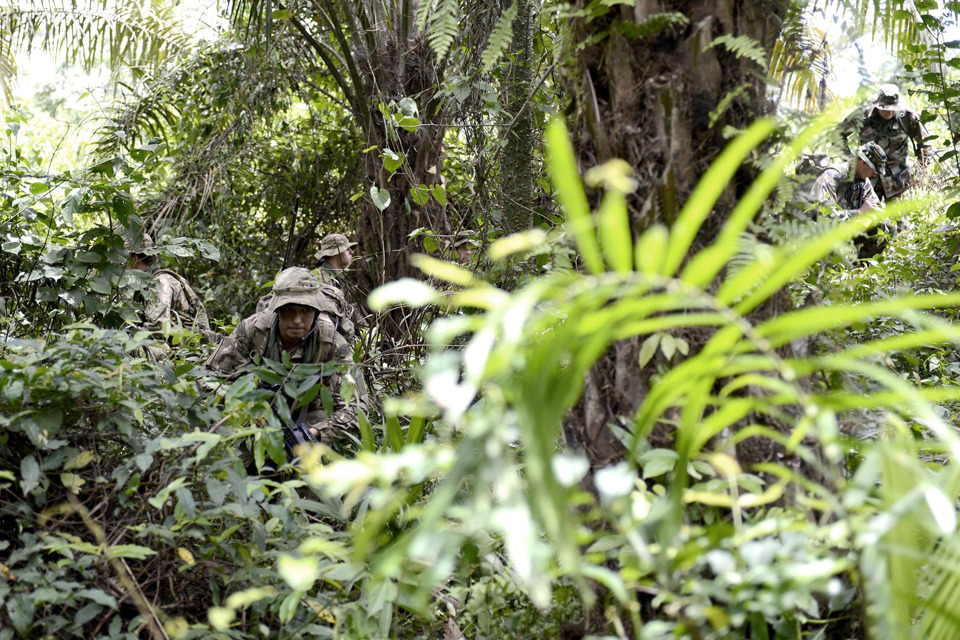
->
4, 0, 960, 638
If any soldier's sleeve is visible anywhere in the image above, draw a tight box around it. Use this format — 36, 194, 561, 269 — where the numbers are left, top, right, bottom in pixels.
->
813, 169, 841, 207
859, 180, 880, 213
206, 318, 253, 376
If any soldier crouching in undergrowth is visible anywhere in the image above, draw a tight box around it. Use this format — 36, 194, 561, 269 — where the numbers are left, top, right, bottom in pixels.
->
206, 267, 366, 451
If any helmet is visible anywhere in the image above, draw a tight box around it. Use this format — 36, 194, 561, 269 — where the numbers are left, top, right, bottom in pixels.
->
269, 267, 326, 314
858, 142, 888, 175
314, 234, 357, 261
875, 84, 902, 112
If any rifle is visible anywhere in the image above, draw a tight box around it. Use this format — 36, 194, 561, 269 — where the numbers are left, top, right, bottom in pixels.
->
281, 405, 318, 461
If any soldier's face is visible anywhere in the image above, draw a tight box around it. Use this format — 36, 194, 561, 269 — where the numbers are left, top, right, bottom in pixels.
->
856, 159, 878, 179
277, 304, 317, 343
877, 108, 896, 120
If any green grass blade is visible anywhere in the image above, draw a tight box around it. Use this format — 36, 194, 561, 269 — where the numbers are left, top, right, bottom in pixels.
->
662, 118, 777, 277
545, 118, 604, 274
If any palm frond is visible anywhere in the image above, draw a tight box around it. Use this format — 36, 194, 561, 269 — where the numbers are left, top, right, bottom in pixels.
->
0, 0, 191, 78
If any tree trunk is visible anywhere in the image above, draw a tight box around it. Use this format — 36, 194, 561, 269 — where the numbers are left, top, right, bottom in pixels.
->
561, 0, 788, 467
499, 0, 536, 235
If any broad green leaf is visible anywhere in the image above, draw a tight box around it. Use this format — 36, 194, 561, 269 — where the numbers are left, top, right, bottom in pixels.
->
209, 607, 236, 630
370, 187, 391, 211
430, 184, 447, 206
106, 545, 157, 559
385, 416, 404, 452
488, 229, 547, 261
410, 185, 430, 206
638, 334, 660, 368
635, 224, 668, 275
278, 591, 302, 624
382, 149, 402, 173
278, 555, 319, 592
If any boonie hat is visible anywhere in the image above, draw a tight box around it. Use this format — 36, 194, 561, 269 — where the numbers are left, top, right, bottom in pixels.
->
269, 267, 325, 313
875, 84, 902, 112
858, 142, 888, 176
314, 234, 357, 261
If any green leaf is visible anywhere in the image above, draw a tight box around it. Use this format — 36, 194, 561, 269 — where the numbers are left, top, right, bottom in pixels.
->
396, 115, 420, 132
488, 230, 547, 261
370, 187, 391, 211
382, 149, 402, 173
29, 182, 48, 195
430, 184, 447, 206
77, 589, 118, 609
638, 334, 660, 368
386, 415, 404, 452
278, 591, 301, 624
358, 411, 375, 452
410, 185, 431, 206
545, 118, 603, 274
639, 449, 679, 478
368, 278, 438, 310
208, 607, 236, 630
278, 555, 319, 592
106, 545, 157, 559
272, 8, 290, 19
597, 190, 632, 273
20, 456, 40, 493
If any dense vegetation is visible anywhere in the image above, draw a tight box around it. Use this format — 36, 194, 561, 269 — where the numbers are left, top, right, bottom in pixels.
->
5, 0, 960, 638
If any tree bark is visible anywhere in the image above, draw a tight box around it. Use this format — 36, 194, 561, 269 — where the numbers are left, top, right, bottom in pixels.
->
561, 0, 789, 467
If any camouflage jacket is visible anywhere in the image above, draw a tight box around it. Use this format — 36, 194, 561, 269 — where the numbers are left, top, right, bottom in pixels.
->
809, 161, 880, 214
205, 308, 366, 444
840, 106, 933, 197
143, 268, 217, 341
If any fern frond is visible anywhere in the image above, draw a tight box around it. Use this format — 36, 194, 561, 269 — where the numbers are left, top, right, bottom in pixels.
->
619, 12, 688, 40
426, 0, 459, 61
480, 0, 516, 74
707, 34, 767, 70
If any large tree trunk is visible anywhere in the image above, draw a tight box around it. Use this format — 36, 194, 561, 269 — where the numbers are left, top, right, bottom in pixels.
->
562, 0, 788, 467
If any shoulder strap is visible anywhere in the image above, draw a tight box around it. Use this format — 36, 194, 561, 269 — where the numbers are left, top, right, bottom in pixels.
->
896, 110, 920, 157
153, 269, 211, 331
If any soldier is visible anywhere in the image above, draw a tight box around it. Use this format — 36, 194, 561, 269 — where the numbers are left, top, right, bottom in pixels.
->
314, 233, 366, 336
314, 233, 357, 286
126, 232, 219, 343
803, 142, 886, 215
206, 267, 363, 445
450, 230, 479, 264
840, 83, 934, 199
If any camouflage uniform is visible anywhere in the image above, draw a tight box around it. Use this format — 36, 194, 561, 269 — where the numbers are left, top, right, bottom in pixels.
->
127, 233, 218, 343
314, 233, 367, 334
840, 84, 933, 198
803, 144, 886, 214
207, 267, 365, 444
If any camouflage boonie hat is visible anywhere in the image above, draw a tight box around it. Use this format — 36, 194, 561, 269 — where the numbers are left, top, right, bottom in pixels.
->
858, 142, 888, 175
451, 230, 478, 249
269, 267, 325, 313
314, 234, 357, 261
124, 232, 154, 254
875, 84, 902, 111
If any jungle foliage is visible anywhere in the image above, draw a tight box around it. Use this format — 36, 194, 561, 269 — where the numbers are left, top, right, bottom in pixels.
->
5, 0, 960, 639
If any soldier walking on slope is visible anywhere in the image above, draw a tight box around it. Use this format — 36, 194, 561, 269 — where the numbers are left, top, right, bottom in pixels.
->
840, 83, 934, 200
